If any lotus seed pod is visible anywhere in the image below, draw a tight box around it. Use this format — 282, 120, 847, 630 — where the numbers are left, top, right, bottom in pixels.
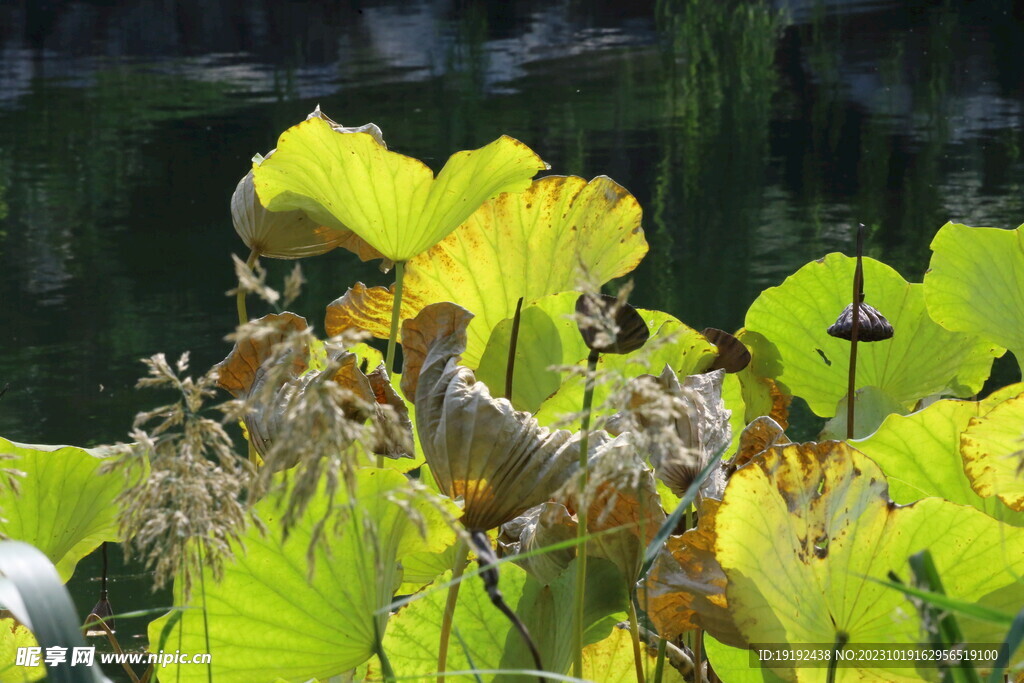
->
827, 303, 894, 342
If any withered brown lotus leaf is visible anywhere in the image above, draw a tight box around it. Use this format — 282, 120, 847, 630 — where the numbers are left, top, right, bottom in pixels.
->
325, 282, 425, 341
499, 502, 577, 585
639, 498, 744, 647
725, 416, 791, 476
826, 302, 894, 342
701, 328, 751, 373
401, 302, 607, 530
216, 313, 412, 463
501, 462, 665, 584
575, 293, 649, 355
214, 312, 309, 397
609, 366, 731, 500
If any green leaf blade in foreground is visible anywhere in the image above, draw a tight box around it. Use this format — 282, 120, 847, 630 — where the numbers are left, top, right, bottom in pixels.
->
148, 468, 458, 683
252, 117, 546, 262
744, 253, 1000, 417
924, 222, 1021, 373
0, 438, 126, 582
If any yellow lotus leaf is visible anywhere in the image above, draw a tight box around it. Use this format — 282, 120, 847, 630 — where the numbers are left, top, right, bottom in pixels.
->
400, 301, 611, 531
582, 628, 685, 683
326, 174, 649, 366
232, 108, 387, 261
962, 392, 1024, 511
716, 441, 1024, 682
253, 117, 546, 262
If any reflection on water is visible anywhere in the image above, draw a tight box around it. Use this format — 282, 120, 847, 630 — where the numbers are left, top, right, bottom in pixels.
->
2, 0, 1024, 673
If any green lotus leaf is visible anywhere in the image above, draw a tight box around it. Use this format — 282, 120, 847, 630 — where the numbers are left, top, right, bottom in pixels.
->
496, 558, 627, 682
581, 628, 686, 683
147, 467, 458, 682
372, 558, 626, 681
744, 253, 1000, 417
716, 441, 1024, 682
373, 567, 525, 680
962, 392, 1024, 512
703, 633, 787, 683
853, 398, 1024, 525
325, 174, 649, 367
0, 617, 45, 683
819, 385, 906, 440
924, 222, 1022, 374
252, 116, 546, 262
533, 306, 717, 429
0, 438, 127, 582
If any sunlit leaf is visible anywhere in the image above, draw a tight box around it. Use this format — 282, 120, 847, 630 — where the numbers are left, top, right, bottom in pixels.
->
962, 393, 1024, 512
703, 633, 787, 683
371, 558, 626, 681
325, 175, 649, 366
147, 468, 458, 682
0, 617, 45, 683
253, 116, 546, 262
819, 385, 906, 440
924, 222, 1021, 374
853, 398, 1024, 525
581, 628, 685, 683
0, 439, 126, 582
534, 309, 717, 429
716, 441, 1024, 681
744, 253, 1000, 417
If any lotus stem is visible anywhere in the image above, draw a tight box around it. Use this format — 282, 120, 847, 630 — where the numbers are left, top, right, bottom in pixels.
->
826, 630, 849, 683
235, 248, 258, 326
381, 260, 407, 468
375, 624, 397, 683
627, 594, 646, 683
385, 261, 406, 376
437, 539, 470, 683
573, 348, 600, 679
846, 226, 865, 440
505, 297, 525, 400
653, 637, 667, 683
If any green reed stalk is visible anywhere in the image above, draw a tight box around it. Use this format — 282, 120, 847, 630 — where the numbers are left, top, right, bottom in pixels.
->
573, 349, 600, 679
437, 540, 470, 683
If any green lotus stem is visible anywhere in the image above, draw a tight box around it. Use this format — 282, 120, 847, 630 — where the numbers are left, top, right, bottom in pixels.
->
381, 260, 407, 468
826, 630, 849, 683
505, 297, 525, 400
437, 539, 470, 683
385, 261, 406, 375
846, 226, 865, 440
653, 637, 667, 683
573, 348, 600, 679
235, 248, 258, 326
627, 594, 646, 683
375, 623, 397, 683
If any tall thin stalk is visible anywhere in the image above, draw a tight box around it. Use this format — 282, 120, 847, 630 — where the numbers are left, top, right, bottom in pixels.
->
845, 226, 865, 440
436, 539, 470, 683
381, 261, 407, 468
572, 348, 600, 679
627, 595, 646, 683
505, 297, 525, 400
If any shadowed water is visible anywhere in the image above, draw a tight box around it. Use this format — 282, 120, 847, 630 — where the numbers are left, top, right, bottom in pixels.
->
1, 0, 1023, 675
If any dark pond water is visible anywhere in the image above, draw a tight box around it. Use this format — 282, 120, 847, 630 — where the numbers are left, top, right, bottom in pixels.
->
2, 0, 1024, 674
